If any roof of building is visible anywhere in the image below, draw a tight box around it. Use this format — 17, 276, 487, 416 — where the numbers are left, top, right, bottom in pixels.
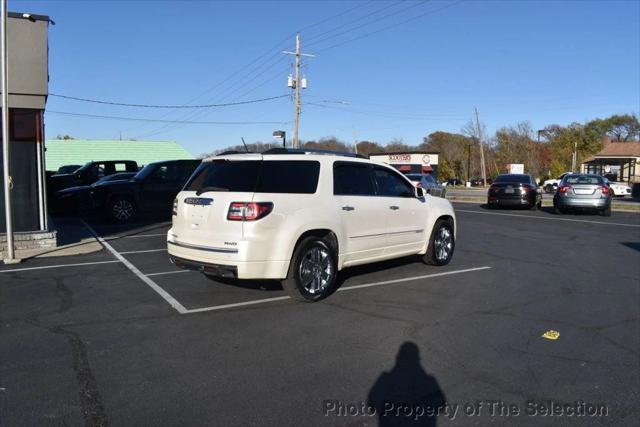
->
594, 142, 640, 158
45, 139, 194, 171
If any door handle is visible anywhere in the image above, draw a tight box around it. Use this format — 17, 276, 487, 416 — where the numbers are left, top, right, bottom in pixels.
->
342, 206, 355, 211
389, 205, 400, 210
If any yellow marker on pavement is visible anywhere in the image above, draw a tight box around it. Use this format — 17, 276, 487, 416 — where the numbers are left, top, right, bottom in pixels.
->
542, 330, 560, 340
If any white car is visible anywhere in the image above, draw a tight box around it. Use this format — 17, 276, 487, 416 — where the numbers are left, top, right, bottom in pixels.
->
543, 172, 573, 193
605, 179, 632, 197
167, 149, 457, 302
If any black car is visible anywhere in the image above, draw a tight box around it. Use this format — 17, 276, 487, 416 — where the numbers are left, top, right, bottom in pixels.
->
48, 160, 139, 195
447, 178, 464, 186
54, 172, 137, 214
470, 177, 493, 186
90, 159, 201, 222
487, 173, 542, 209
54, 164, 83, 175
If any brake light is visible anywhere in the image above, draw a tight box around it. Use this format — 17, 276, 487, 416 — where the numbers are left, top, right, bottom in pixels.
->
600, 185, 610, 195
172, 198, 178, 216
521, 185, 532, 193
227, 202, 273, 221
558, 185, 571, 193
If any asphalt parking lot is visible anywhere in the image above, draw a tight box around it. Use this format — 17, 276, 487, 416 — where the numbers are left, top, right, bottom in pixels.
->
1, 203, 639, 426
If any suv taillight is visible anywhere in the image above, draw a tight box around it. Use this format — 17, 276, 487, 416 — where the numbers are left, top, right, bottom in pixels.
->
558, 185, 571, 193
599, 185, 610, 195
172, 198, 178, 216
227, 202, 273, 221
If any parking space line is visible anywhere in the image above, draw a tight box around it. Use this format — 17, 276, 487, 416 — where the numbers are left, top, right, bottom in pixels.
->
0, 260, 120, 273
336, 266, 492, 292
119, 249, 166, 255
181, 265, 492, 314
146, 270, 191, 277
122, 233, 167, 239
82, 221, 189, 314
456, 209, 640, 227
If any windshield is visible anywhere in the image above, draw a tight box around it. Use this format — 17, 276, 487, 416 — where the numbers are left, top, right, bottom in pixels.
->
405, 174, 422, 182
564, 175, 604, 185
494, 174, 531, 184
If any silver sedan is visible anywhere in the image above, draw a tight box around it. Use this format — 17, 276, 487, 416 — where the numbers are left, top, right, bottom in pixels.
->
553, 174, 612, 216
405, 174, 447, 198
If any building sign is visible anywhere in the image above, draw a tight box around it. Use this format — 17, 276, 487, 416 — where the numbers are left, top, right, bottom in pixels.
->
372, 153, 439, 166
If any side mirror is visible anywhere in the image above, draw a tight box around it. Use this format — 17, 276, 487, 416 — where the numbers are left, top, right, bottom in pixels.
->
416, 187, 425, 198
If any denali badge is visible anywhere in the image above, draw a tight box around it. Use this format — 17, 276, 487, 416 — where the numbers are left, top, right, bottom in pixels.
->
184, 197, 213, 206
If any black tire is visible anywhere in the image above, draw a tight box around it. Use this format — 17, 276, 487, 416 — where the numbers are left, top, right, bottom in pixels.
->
423, 219, 455, 266
600, 205, 612, 217
108, 196, 137, 223
281, 237, 337, 302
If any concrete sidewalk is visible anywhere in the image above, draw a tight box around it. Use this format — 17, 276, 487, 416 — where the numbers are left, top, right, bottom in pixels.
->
0, 217, 103, 262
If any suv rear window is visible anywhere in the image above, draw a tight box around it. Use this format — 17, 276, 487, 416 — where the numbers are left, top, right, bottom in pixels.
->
564, 175, 604, 185
184, 160, 320, 194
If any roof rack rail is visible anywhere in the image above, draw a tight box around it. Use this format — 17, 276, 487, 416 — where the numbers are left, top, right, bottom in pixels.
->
262, 147, 367, 159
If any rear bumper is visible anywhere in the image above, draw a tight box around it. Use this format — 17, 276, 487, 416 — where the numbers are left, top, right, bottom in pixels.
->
487, 195, 533, 206
554, 197, 609, 209
167, 239, 290, 279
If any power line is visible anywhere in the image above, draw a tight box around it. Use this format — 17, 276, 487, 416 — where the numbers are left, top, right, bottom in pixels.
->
49, 93, 290, 108
306, 0, 430, 48
46, 110, 290, 125
315, 0, 467, 53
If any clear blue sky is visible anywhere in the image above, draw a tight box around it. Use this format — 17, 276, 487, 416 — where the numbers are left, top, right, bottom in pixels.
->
12, 0, 640, 156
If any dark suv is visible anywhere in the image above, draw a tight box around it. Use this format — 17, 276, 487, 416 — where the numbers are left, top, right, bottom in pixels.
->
48, 160, 138, 194
91, 159, 201, 222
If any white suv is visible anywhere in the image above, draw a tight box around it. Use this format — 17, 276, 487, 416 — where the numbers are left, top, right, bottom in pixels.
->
167, 149, 456, 302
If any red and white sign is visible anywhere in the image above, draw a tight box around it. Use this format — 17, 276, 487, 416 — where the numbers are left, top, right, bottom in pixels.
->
370, 153, 438, 166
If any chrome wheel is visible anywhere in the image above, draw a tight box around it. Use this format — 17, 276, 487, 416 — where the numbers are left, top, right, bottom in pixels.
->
298, 246, 333, 294
112, 199, 134, 221
434, 226, 453, 261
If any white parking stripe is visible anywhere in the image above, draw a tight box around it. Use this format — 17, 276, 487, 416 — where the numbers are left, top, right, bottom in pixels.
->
0, 260, 120, 273
181, 265, 492, 314
122, 233, 167, 239
146, 270, 191, 277
456, 209, 640, 227
119, 249, 166, 255
337, 266, 492, 292
82, 221, 189, 314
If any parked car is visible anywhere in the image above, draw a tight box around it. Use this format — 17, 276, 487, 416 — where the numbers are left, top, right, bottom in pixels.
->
54, 172, 136, 214
470, 177, 493, 187
604, 178, 632, 197
553, 174, 612, 216
487, 173, 542, 209
167, 149, 456, 302
54, 164, 83, 176
542, 172, 573, 193
90, 159, 200, 222
48, 160, 139, 196
405, 173, 447, 198
445, 178, 463, 186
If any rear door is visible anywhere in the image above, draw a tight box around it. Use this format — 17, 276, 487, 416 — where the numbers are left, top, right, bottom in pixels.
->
333, 161, 388, 263
372, 166, 427, 255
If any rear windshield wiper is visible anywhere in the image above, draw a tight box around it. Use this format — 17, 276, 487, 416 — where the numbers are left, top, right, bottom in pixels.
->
196, 186, 229, 195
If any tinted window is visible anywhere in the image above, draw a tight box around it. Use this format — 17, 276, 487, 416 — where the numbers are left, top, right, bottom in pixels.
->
255, 161, 320, 193
374, 167, 414, 197
334, 162, 376, 196
494, 174, 531, 184
184, 160, 320, 194
405, 174, 422, 182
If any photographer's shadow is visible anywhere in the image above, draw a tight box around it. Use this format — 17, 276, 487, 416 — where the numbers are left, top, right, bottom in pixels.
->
368, 342, 446, 426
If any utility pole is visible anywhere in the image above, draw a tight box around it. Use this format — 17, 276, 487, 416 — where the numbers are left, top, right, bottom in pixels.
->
1, 0, 17, 263
571, 140, 577, 172
474, 107, 487, 186
283, 33, 313, 148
